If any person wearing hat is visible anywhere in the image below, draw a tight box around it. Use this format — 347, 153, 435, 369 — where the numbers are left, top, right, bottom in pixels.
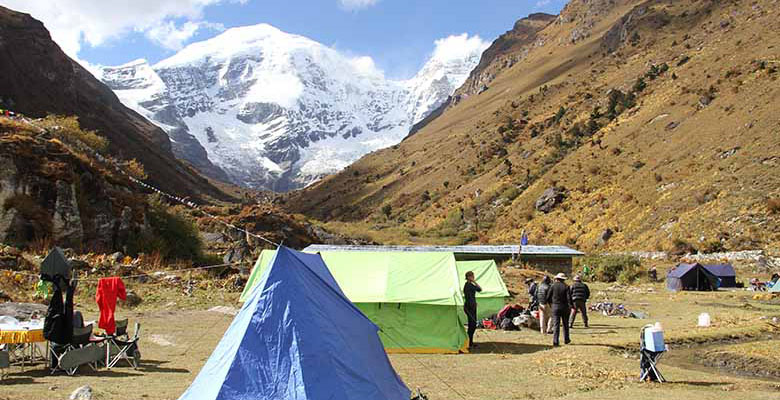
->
569, 274, 591, 328
525, 278, 538, 311
463, 271, 482, 349
545, 273, 573, 346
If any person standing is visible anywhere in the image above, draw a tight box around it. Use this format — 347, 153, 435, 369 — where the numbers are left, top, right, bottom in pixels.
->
545, 273, 572, 346
648, 266, 658, 282
463, 271, 482, 349
536, 276, 553, 334
525, 278, 538, 310
569, 275, 590, 328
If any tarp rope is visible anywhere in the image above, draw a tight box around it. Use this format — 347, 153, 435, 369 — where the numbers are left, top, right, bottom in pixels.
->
378, 327, 470, 400
0, 115, 281, 247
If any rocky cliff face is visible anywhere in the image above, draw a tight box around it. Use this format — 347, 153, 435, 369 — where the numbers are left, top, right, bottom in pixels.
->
454, 13, 557, 100
100, 25, 487, 191
0, 6, 228, 201
0, 126, 145, 251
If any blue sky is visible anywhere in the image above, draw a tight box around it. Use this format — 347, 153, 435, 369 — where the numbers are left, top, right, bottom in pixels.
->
4, 0, 567, 79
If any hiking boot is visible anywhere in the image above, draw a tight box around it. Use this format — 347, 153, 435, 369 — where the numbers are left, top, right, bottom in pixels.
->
564, 340, 571, 345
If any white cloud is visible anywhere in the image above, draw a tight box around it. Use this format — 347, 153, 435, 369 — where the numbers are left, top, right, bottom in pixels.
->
339, 0, 380, 11
431, 33, 489, 63
144, 20, 224, 50
535, 0, 553, 7
1, 0, 243, 60
348, 55, 384, 78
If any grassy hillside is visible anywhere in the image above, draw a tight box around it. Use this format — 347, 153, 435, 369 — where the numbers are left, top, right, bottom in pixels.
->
288, 0, 780, 252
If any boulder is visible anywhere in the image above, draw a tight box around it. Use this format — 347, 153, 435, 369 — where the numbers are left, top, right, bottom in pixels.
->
69, 385, 92, 400
124, 290, 142, 307
599, 228, 614, 246
0, 302, 47, 320
535, 187, 566, 213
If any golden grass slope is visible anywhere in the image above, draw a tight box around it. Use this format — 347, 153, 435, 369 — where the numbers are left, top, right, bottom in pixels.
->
288, 0, 780, 252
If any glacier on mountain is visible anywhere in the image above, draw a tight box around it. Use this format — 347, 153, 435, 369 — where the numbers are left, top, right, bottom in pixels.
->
100, 24, 487, 191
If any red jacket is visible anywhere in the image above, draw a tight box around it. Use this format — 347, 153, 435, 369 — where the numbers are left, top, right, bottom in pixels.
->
96, 277, 126, 334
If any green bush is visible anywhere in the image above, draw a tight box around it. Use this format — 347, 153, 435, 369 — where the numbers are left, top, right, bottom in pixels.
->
127, 195, 204, 261
581, 255, 642, 284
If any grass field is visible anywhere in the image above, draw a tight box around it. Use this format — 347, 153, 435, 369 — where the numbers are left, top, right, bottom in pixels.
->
2, 280, 779, 400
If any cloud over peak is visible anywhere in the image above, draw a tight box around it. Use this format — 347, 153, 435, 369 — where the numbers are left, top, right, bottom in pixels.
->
339, 0, 380, 11
431, 33, 489, 63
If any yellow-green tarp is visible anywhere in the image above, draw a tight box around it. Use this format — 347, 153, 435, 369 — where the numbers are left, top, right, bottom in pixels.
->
240, 250, 476, 353
455, 260, 510, 321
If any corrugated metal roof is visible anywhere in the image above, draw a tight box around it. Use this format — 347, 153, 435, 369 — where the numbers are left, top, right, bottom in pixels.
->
520, 245, 585, 256
302, 244, 584, 256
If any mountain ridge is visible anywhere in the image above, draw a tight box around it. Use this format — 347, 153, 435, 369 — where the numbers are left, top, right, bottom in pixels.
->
100, 25, 488, 191
286, 0, 780, 252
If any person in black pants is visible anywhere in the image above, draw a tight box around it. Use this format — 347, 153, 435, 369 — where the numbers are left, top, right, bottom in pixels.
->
463, 271, 482, 349
545, 273, 573, 346
569, 274, 590, 328
526, 278, 538, 311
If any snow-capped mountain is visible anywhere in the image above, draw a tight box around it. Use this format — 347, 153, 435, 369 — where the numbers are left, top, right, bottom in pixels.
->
100, 24, 487, 191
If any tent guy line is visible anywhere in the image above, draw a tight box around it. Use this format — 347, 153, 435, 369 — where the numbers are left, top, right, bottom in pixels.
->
378, 326, 470, 400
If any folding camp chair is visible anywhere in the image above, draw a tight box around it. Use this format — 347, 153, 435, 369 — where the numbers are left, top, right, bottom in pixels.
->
639, 325, 666, 382
50, 324, 105, 375
106, 322, 141, 369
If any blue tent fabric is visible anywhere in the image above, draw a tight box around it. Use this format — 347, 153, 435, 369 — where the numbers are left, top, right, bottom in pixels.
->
179, 246, 411, 400
666, 263, 721, 291
702, 264, 737, 287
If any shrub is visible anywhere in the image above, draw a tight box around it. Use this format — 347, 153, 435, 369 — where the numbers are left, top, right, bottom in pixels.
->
124, 159, 147, 180
127, 195, 203, 261
381, 204, 393, 219
670, 238, 697, 255
38, 115, 109, 153
768, 198, 780, 214
500, 185, 520, 202
702, 240, 726, 254
581, 255, 642, 283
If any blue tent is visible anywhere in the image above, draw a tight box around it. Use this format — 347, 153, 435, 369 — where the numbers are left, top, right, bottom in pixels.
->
179, 246, 411, 400
702, 264, 737, 287
666, 263, 721, 291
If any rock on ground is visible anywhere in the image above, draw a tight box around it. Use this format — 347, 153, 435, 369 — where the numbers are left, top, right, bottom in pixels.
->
535, 187, 566, 213
0, 302, 47, 320
69, 385, 92, 400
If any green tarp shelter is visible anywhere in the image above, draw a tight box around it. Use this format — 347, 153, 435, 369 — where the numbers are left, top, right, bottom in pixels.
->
240, 250, 477, 353
455, 260, 510, 321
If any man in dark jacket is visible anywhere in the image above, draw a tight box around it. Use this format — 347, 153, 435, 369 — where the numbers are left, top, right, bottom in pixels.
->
545, 273, 573, 346
536, 276, 553, 334
463, 271, 482, 349
569, 274, 591, 328
526, 278, 538, 311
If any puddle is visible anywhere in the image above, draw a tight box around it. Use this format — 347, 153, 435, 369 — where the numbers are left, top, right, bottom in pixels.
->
663, 334, 780, 381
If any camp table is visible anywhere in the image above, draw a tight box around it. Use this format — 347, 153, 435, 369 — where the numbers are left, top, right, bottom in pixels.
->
0, 320, 48, 371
